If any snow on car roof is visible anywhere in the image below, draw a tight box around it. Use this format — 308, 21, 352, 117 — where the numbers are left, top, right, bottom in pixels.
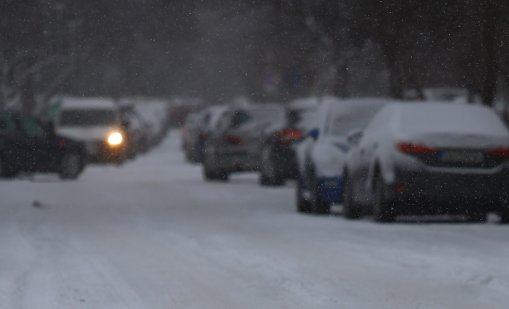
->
391, 102, 509, 136
59, 97, 118, 110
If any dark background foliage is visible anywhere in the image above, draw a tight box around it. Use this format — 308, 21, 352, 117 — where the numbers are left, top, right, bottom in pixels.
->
1, 0, 508, 112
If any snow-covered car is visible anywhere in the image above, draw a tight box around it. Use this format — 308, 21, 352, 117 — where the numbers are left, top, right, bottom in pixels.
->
343, 103, 509, 222
54, 98, 127, 164
295, 98, 389, 214
0, 111, 87, 180
202, 105, 285, 181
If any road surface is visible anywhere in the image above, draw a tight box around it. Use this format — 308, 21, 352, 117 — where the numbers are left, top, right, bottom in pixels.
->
1, 131, 508, 308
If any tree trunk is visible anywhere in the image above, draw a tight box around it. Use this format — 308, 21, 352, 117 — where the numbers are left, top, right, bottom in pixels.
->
20, 75, 36, 115
480, 0, 500, 106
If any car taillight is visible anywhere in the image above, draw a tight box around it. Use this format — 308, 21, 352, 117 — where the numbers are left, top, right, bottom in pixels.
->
224, 134, 242, 145
397, 143, 435, 155
278, 129, 303, 145
488, 148, 509, 158
199, 132, 208, 140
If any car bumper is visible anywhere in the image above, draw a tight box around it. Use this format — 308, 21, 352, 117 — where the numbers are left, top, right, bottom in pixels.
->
272, 146, 298, 179
207, 152, 257, 172
388, 168, 509, 213
86, 141, 126, 162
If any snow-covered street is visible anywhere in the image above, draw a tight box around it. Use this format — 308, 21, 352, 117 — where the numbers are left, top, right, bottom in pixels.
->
1, 131, 508, 309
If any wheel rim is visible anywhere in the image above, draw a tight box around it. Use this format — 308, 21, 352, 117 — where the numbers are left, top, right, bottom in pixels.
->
62, 154, 80, 176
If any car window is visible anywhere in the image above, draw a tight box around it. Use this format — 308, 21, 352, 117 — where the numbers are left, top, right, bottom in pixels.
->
360, 107, 392, 145
230, 110, 251, 129
0, 113, 17, 132
18, 116, 46, 137
60, 109, 117, 127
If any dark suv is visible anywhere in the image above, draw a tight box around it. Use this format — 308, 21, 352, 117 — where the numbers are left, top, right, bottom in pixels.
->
0, 111, 87, 180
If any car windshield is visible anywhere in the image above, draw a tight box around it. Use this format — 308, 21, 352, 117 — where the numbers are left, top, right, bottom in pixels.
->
327, 104, 385, 136
59, 109, 117, 127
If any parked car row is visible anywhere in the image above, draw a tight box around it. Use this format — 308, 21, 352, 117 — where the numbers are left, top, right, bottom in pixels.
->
297, 100, 509, 223
183, 98, 509, 224
181, 102, 316, 184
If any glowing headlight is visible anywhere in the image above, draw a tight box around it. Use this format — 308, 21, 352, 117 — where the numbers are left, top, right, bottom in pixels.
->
107, 131, 124, 146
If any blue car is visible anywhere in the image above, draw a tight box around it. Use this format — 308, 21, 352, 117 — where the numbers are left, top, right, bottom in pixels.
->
295, 98, 389, 214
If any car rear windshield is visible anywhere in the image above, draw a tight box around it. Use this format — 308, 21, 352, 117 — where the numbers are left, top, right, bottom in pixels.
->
60, 109, 117, 127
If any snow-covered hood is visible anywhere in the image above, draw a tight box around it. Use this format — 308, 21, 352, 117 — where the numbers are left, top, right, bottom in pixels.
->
311, 137, 351, 178
57, 126, 121, 142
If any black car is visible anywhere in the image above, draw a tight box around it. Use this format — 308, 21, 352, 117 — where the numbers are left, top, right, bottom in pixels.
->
258, 106, 315, 186
0, 111, 87, 180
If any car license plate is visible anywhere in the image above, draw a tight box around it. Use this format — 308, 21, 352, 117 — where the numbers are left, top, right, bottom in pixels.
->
440, 151, 484, 164
324, 179, 338, 188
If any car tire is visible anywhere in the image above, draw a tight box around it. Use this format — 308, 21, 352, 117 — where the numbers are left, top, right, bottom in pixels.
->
0, 155, 18, 178
499, 210, 509, 224
59, 152, 83, 180
343, 174, 362, 219
296, 177, 311, 213
373, 175, 396, 222
259, 147, 284, 186
310, 176, 330, 214
203, 156, 228, 181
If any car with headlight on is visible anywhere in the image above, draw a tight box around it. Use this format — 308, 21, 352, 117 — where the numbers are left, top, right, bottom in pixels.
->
295, 98, 389, 214
343, 102, 509, 223
54, 98, 127, 164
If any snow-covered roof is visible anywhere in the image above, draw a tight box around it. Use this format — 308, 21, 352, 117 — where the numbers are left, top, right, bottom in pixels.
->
59, 97, 118, 110
390, 102, 509, 136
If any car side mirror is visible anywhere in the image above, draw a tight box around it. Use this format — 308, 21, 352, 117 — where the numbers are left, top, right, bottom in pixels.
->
346, 129, 363, 146
308, 128, 319, 141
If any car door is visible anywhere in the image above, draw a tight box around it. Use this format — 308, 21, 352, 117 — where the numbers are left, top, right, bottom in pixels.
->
222, 110, 257, 166
17, 115, 56, 172
0, 113, 27, 171
352, 109, 389, 203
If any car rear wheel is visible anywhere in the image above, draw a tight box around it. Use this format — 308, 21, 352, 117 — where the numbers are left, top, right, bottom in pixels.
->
498, 210, 509, 224
343, 175, 362, 219
0, 155, 18, 178
373, 175, 396, 222
203, 156, 228, 181
259, 148, 284, 186
59, 152, 83, 180
310, 176, 330, 214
